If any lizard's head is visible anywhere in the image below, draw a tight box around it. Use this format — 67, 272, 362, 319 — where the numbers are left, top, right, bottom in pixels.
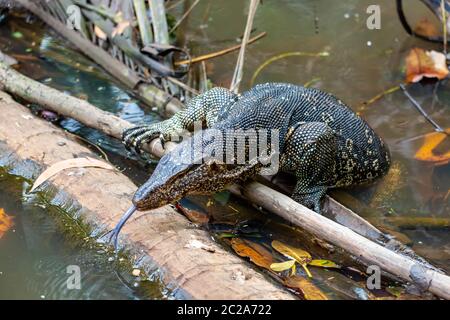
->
133, 128, 248, 211
111, 129, 267, 250
133, 143, 228, 211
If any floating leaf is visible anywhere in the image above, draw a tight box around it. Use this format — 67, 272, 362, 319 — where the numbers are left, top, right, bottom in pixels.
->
94, 25, 108, 40
414, 129, 450, 165
30, 157, 115, 192
12, 31, 23, 39
217, 233, 237, 238
271, 240, 312, 264
270, 260, 296, 272
405, 48, 449, 83
414, 18, 440, 38
231, 238, 274, 269
284, 275, 328, 300
309, 259, 340, 269
386, 286, 405, 298
0, 208, 14, 239
271, 240, 313, 277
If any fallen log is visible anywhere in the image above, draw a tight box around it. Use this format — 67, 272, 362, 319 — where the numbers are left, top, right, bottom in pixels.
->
1, 61, 449, 299
0, 90, 295, 300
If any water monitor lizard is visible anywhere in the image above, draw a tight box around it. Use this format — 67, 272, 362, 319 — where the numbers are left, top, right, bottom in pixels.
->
110, 83, 391, 249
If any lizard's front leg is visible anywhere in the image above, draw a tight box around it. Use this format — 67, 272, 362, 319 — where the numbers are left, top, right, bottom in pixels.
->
122, 87, 237, 153
122, 119, 184, 154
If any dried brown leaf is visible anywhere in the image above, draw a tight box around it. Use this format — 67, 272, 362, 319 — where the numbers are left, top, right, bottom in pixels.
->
414, 128, 450, 165
284, 275, 328, 300
405, 48, 449, 83
231, 238, 274, 269
30, 157, 115, 192
0, 208, 14, 239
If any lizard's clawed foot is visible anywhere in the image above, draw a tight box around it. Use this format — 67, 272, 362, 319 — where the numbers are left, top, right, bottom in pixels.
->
122, 125, 163, 154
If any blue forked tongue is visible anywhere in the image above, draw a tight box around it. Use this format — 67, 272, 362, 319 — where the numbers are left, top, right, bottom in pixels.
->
110, 205, 137, 252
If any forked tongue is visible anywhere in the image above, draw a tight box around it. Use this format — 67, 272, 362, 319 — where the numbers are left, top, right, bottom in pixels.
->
110, 205, 137, 252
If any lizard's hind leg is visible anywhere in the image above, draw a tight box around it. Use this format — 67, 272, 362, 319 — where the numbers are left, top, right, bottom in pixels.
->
282, 122, 338, 213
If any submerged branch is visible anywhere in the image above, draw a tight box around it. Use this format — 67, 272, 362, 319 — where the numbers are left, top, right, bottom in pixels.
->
400, 84, 445, 133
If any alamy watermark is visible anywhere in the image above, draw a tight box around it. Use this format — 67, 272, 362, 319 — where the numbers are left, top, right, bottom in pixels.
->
366, 265, 381, 290
66, 5, 82, 31
66, 265, 81, 290
366, 5, 381, 30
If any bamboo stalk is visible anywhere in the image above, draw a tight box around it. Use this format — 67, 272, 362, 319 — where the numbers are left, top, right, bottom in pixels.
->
16, 0, 184, 115
133, 0, 153, 46
230, 0, 260, 93
81, 9, 177, 77
148, 0, 179, 95
442, 0, 447, 54
1, 61, 448, 299
148, 0, 170, 44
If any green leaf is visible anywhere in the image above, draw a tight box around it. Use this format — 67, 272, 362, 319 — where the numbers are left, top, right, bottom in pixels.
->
270, 260, 296, 272
271, 240, 312, 265
12, 31, 23, 39
309, 259, 340, 269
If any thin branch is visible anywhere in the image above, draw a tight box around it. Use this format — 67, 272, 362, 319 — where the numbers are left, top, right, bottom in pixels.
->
250, 51, 329, 86
166, 0, 186, 11
175, 32, 266, 66
399, 84, 445, 132
230, 0, 260, 93
168, 76, 199, 95
357, 84, 401, 113
170, 0, 201, 33
442, 0, 448, 54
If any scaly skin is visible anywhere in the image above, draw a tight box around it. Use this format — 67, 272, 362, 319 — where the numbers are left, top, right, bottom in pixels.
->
111, 83, 391, 249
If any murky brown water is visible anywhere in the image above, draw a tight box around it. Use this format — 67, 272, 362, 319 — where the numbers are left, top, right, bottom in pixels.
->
0, 0, 448, 299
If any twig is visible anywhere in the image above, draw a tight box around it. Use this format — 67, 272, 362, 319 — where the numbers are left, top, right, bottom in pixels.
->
175, 32, 266, 66
357, 85, 401, 113
201, 61, 208, 92
442, 0, 448, 54
71, 133, 110, 162
166, 0, 185, 11
399, 84, 445, 132
230, 0, 260, 93
167, 76, 199, 95
170, 0, 201, 33
250, 51, 330, 86
303, 77, 321, 88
